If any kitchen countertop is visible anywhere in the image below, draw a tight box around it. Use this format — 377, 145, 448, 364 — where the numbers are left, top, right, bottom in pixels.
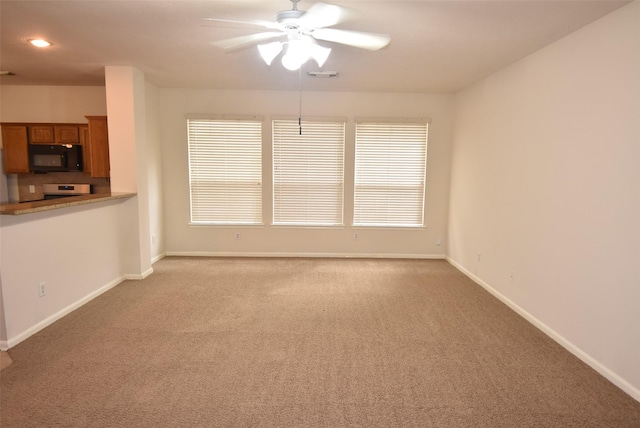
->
0, 192, 136, 215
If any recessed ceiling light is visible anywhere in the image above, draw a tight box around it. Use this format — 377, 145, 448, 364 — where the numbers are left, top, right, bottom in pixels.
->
28, 39, 52, 48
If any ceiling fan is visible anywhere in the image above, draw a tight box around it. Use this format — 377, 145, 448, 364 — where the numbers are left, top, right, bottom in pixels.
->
205, 0, 391, 71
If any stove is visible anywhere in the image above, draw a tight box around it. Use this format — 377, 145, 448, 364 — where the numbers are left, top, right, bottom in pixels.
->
42, 183, 92, 200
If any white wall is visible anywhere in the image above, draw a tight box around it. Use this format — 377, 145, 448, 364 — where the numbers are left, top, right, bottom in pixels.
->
0, 201, 131, 347
105, 67, 153, 277
145, 82, 165, 262
160, 89, 454, 258
448, 1, 640, 400
0, 85, 107, 123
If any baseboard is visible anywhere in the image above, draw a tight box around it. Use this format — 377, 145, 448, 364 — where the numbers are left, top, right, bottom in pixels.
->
151, 252, 166, 264
124, 266, 154, 280
446, 256, 640, 403
165, 251, 446, 260
3, 276, 126, 350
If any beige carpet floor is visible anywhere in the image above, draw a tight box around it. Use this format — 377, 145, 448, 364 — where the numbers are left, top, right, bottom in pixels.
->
0, 352, 12, 371
1, 257, 639, 427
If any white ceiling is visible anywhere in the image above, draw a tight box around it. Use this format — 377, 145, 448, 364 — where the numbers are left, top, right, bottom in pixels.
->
0, 0, 630, 93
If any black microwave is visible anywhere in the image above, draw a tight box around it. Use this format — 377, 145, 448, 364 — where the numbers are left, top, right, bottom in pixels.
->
29, 144, 83, 172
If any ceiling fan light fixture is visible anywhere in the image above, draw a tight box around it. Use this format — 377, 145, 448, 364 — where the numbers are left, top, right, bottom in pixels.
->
209, 1, 390, 71
281, 39, 311, 71
258, 41, 283, 65
281, 52, 303, 71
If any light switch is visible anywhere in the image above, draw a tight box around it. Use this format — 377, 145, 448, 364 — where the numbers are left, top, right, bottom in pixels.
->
29, 185, 36, 193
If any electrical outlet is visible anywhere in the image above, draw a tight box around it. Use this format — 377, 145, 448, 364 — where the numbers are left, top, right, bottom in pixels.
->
235, 232, 241, 240
38, 282, 46, 297
29, 185, 36, 194
151, 235, 157, 245
436, 239, 442, 246
477, 253, 482, 263
354, 233, 359, 240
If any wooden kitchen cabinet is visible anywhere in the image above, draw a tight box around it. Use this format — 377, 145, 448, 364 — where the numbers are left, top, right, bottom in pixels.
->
29, 125, 55, 144
85, 116, 110, 178
29, 124, 80, 145
78, 125, 91, 175
54, 125, 80, 144
2, 119, 109, 176
1, 125, 30, 173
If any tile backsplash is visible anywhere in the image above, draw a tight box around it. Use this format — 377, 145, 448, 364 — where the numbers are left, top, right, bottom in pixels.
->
16, 172, 110, 202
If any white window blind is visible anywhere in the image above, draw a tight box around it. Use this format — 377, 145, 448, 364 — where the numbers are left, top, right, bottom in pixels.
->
272, 119, 345, 226
187, 118, 262, 224
354, 120, 428, 227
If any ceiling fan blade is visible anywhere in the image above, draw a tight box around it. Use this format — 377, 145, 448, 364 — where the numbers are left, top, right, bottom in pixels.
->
202, 17, 278, 30
296, 3, 351, 29
212, 32, 284, 51
311, 28, 390, 50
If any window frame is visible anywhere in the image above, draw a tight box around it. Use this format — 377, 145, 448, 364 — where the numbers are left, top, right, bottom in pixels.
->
353, 117, 430, 228
186, 115, 264, 225
272, 117, 347, 227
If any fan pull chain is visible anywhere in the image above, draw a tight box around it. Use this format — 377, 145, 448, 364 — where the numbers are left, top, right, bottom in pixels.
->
298, 67, 302, 135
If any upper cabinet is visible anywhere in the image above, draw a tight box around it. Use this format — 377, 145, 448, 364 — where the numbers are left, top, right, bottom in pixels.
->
54, 125, 80, 144
1, 119, 109, 177
79, 124, 90, 174
29, 124, 80, 145
29, 125, 55, 144
85, 116, 110, 178
1, 125, 30, 174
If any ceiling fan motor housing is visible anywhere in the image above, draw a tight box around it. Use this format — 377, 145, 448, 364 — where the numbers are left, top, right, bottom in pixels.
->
276, 9, 305, 26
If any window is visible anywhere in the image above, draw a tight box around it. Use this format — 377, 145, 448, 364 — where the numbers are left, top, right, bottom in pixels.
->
187, 117, 262, 224
354, 119, 429, 227
272, 118, 345, 226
